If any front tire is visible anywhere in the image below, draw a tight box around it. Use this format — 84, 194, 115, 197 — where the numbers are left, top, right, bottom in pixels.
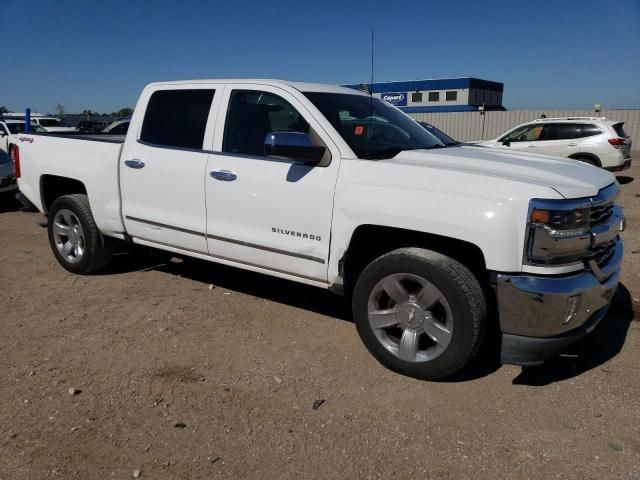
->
352, 248, 486, 380
47, 194, 113, 274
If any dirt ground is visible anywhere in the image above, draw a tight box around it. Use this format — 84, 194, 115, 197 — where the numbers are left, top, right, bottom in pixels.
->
1, 158, 639, 480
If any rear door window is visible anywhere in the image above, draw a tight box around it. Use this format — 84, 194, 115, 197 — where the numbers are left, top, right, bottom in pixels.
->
540, 123, 578, 140
141, 89, 215, 149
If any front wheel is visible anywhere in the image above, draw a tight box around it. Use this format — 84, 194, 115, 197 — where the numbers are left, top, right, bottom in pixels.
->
47, 194, 113, 274
352, 248, 487, 380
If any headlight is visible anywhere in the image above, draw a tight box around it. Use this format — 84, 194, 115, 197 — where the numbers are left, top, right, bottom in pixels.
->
526, 202, 592, 265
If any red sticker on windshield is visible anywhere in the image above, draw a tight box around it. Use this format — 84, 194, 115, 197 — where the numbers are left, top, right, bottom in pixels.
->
354, 126, 364, 136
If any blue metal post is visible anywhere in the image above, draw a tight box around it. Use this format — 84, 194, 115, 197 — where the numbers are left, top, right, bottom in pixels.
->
25, 108, 31, 133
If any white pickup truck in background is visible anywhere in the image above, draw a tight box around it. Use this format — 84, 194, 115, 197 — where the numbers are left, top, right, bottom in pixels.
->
13, 79, 625, 379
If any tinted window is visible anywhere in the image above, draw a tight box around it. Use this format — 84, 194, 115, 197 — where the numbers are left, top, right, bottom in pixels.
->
505, 124, 543, 142
612, 123, 628, 138
223, 90, 310, 156
110, 122, 129, 134
39, 119, 62, 127
304, 92, 443, 159
428, 91, 439, 102
578, 124, 602, 138
411, 92, 423, 102
141, 89, 214, 149
418, 122, 459, 146
540, 123, 578, 140
445, 91, 457, 101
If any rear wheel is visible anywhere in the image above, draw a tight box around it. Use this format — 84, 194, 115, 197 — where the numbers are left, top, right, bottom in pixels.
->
47, 194, 113, 274
352, 248, 486, 380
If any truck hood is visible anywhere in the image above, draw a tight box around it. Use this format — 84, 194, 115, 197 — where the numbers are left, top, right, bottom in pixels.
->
388, 146, 616, 199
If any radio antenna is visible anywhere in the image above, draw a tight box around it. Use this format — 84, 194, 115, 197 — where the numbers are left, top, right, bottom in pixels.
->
370, 29, 374, 91
368, 28, 374, 158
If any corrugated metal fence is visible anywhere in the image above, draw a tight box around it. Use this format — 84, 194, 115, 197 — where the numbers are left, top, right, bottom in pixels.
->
408, 110, 640, 145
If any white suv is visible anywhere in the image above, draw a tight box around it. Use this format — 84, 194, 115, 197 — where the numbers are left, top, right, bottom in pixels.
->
479, 117, 632, 171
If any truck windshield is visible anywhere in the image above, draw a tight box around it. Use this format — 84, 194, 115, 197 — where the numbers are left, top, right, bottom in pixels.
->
303, 92, 444, 159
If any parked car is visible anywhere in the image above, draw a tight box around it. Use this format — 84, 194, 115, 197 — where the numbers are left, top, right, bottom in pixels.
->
13, 79, 624, 380
477, 117, 632, 171
78, 120, 109, 133
0, 149, 18, 195
0, 119, 46, 153
15, 116, 77, 133
102, 119, 130, 134
418, 122, 460, 146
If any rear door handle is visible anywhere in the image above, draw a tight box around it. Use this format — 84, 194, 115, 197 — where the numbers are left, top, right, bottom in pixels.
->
527, 145, 536, 148
210, 170, 237, 181
567, 143, 578, 147
124, 159, 145, 169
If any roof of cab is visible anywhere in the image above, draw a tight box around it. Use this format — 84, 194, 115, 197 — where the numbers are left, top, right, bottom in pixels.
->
145, 79, 368, 96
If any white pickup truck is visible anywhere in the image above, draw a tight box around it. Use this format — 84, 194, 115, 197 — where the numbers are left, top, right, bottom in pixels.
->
13, 79, 625, 380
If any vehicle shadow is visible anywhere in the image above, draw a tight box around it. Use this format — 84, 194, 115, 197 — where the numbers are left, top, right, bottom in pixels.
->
103, 250, 634, 384
0, 194, 21, 213
104, 248, 352, 322
512, 283, 635, 386
616, 175, 633, 185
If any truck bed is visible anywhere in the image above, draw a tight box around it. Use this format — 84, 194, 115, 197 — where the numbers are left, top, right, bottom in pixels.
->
16, 132, 126, 237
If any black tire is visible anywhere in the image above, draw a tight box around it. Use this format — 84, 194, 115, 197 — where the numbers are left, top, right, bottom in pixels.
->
352, 247, 486, 380
47, 194, 113, 274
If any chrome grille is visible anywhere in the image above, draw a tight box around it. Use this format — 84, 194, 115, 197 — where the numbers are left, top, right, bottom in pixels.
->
590, 202, 614, 226
588, 239, 616, 267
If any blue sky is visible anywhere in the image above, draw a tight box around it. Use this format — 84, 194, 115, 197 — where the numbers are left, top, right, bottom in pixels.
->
1, 0, 639, 113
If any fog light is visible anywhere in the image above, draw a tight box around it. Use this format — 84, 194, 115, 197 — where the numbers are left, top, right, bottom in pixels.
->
563, 295, 581, 325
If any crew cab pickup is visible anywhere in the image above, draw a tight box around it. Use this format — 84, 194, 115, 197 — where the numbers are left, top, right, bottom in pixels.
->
13, 80, 625, 380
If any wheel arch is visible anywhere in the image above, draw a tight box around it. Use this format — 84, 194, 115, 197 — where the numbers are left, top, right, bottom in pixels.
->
40, 175, 88, 214
342, 224, 489, 295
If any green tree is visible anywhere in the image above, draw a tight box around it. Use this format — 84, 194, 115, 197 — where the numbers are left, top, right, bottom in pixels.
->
116, 107, 133, 117
55, 103, 66, 117
0, 106, 9, 114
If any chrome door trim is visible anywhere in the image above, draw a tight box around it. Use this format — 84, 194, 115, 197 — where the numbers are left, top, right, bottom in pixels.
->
125, 216, 325, 264
125, 215, 204, 237
132, 236, 326, 283
206, 233, 325, 264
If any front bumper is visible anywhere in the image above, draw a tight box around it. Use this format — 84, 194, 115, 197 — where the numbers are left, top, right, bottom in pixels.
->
495, 238, 622, 366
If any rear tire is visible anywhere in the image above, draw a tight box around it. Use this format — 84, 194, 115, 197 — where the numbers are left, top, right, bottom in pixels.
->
47, 194, 113, 274
352, 247, 486, 380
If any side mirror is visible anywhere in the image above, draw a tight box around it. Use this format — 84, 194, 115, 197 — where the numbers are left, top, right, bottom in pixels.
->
502, 138, 511, 147
264, 132, 325, 164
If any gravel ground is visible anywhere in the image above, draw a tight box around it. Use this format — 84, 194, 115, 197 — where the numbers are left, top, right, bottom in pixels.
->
1, 157, 639, 479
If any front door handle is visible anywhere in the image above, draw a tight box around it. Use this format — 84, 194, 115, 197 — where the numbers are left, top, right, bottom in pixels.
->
210, 170, 237, 181
124, 159, 145, 169
567, 143, 578, 147
527, 145, 536, 148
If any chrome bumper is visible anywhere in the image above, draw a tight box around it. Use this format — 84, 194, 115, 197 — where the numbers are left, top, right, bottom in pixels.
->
496, 237, 622, 339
